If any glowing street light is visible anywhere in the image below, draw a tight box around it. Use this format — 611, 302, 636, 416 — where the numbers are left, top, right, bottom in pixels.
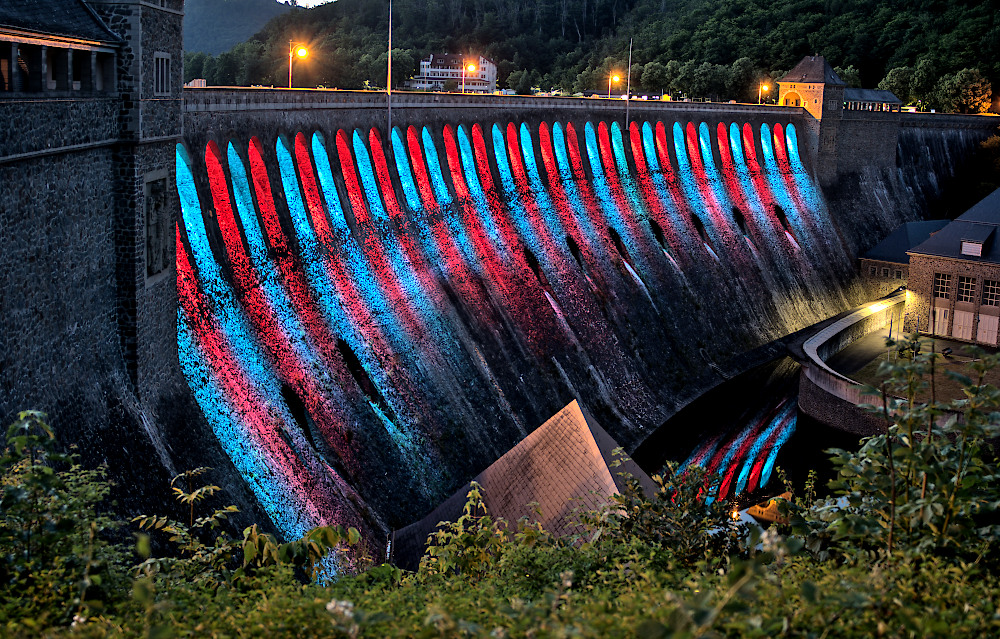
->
608, 73, 620, 99
462, 62, 477, 94
758, 82, 769, 104
288, 41, 309, 88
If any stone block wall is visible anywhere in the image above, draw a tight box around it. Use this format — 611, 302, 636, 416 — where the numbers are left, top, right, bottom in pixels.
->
798, 372, 883, 437
0, 98, 118, 157
859, 258, 908, 299
0, 145, 178, 510
835, 111, 900, 174
139, 1, 183, 140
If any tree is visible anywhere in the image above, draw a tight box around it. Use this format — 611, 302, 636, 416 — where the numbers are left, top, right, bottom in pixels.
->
877, 66, 913, 103
640, 61, 671, 96
691, 61, 728, 101
834, 65, 862, 88
212, 49, 240, 86
232, 41, 266, 86
910, 57, 938, 104
627, 63, 643, 94
201, 56, 218, 86
519, 70, 541, 95
184, 51, 209, 83
935, 68, 993, 113
506, 69, 527, 92
727, 57, 758, 103
373, 49, 417, 89
671, 59, 697, 97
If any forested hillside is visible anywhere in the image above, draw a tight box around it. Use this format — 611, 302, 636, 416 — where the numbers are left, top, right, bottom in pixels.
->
183, 0, 998, 112
184, 0, 291, 55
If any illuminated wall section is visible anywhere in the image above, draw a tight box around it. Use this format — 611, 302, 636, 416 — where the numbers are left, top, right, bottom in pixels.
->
175, 115, 845, 538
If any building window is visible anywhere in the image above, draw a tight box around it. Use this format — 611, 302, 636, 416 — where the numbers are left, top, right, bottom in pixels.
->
882, 267, 890, 277
869, 266, 876, 276
958, 276, 976, 303
895, 270, 903, 279
934, 273, 951, 299
154, 52, 170, 96
983, 280, 1000, 306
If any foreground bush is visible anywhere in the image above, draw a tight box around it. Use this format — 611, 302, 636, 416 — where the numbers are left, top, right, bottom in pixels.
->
2, 334, 1000, 637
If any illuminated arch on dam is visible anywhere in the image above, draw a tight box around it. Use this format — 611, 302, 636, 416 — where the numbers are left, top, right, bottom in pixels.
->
175, 117, 841, 542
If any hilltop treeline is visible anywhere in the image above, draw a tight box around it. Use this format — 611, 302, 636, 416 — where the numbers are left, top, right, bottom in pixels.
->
184, 0, 998, 111
184, 0, 291, 55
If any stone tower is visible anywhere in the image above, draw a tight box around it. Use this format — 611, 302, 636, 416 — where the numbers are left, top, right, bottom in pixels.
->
777, 55, 845, 186
87, 0, 182, 405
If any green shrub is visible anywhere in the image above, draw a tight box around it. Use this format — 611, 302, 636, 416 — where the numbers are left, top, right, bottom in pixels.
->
7, 333, 1000, 636
0, 411, 128, 629
789, 335, 1000, 562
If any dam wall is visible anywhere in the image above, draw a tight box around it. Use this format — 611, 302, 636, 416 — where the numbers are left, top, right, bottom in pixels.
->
172, 88, 948, 546
2, 70, 996, 558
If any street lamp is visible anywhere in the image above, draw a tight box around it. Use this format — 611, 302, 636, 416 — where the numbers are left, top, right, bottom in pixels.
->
608, 73, 620, 99
758, 83, 769, 104
462, 62, 476, 94
288, 41, 308, 88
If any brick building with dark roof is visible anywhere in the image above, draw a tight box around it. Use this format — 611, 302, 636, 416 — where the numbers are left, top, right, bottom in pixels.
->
860, 220, 949, 297
904, 188, 1000, 343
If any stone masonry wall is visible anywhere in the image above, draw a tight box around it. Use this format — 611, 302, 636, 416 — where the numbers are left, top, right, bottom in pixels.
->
139, 3, 183, 140
181, 90, 805, 156
835, 110, 900, 174
0, 146, 175, 511
859, 258, 908, 299
0, 98, 118, 157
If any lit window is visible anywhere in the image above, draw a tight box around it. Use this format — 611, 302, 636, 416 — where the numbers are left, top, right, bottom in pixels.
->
958, 276, 976, 303
983, 280, 1000, 306
154, 52, 170, 96
934, 273, 951, 298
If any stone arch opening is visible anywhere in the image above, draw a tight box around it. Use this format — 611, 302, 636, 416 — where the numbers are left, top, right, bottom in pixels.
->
782, 91, 802, 107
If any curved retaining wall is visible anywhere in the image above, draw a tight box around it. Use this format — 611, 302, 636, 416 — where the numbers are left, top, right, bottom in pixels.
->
798, 293, 905, 435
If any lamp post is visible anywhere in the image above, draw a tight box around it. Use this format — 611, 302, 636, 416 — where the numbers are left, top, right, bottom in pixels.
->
758, 83, 769, 104
288, 41, 308, 88
462, 62, 476, 94
608, 73, 620, 99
